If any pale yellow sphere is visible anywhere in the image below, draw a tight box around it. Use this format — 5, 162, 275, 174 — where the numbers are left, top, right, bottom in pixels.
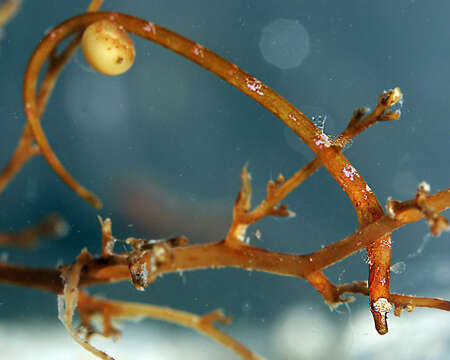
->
81, 20, 135, 76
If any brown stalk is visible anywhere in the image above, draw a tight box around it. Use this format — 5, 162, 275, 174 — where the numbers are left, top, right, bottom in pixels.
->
1, 3, 449, 359
1, 188, 448, 300
77, 292, 263, 360
21, 13, 404, 331
0, 0, 20, 28
0, 0, 103, 201
0, 214, 68, 248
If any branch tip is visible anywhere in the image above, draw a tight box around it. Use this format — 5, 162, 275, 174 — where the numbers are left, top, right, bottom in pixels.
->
201, 309, 232, 325
235, 163, 252, 214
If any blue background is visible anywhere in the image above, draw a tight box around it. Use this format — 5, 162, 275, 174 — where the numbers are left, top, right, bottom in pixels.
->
0, 1, 449, 359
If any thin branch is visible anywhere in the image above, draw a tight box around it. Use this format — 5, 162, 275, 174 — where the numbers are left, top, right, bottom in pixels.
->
0, 0, 20, 28
1, 189, 447, 301
20, 11, 389, 222
223, 86, 403, 329
334, 87, 402, 149
387, 181, 449, 236
336, 280, 450, 314
0, 214, 68, 248
226, 88, 403, 246
58, 249, 114, 360
77, 292, 263, 360
0, 0, 102, 199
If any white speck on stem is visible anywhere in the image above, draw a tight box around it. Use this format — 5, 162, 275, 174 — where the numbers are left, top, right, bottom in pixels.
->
235, 224, 248, 242
192, 43, 205, 58
245, 77, 264, 96
288, 113, 298, 123
342, 164, 359, 181
143, 21, 156, 34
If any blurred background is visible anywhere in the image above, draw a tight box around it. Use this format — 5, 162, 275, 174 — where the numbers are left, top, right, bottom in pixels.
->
0, 0, 449, 359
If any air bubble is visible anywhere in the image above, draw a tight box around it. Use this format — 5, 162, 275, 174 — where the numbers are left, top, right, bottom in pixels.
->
259, 18, 310, 70
408, 233, 432, 258
390, 261, 406, 274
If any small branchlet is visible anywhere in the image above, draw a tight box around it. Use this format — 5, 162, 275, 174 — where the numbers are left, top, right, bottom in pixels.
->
386, 182, 449, 236
393, 302, 415, 317
76, 292, 262, 360
415, 182, 449, 236
373, 87, 403, 122
342, 107, 369, 139
58, 249, 114, 360
334, 87, 403, 150
266, 173, 284, 198
235, 163, 252, 216
78, 291, 122, 342
264, 173, 294, 217
380, 87, 403, 108
227, 165, 294, 246
242, 166, 294, 221
200, 309, 232, 327
335, 281, 450, 320
98, 216, 116, 258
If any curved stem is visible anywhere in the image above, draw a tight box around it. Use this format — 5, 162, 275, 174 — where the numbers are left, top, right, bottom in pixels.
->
23, 11, 380, 212
0, 0, 102, 199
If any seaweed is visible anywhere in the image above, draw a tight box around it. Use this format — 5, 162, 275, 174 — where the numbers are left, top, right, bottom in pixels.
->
0, 2, 448, 359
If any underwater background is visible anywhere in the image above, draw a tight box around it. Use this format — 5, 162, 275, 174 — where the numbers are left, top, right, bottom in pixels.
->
0, 0, 449, 358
